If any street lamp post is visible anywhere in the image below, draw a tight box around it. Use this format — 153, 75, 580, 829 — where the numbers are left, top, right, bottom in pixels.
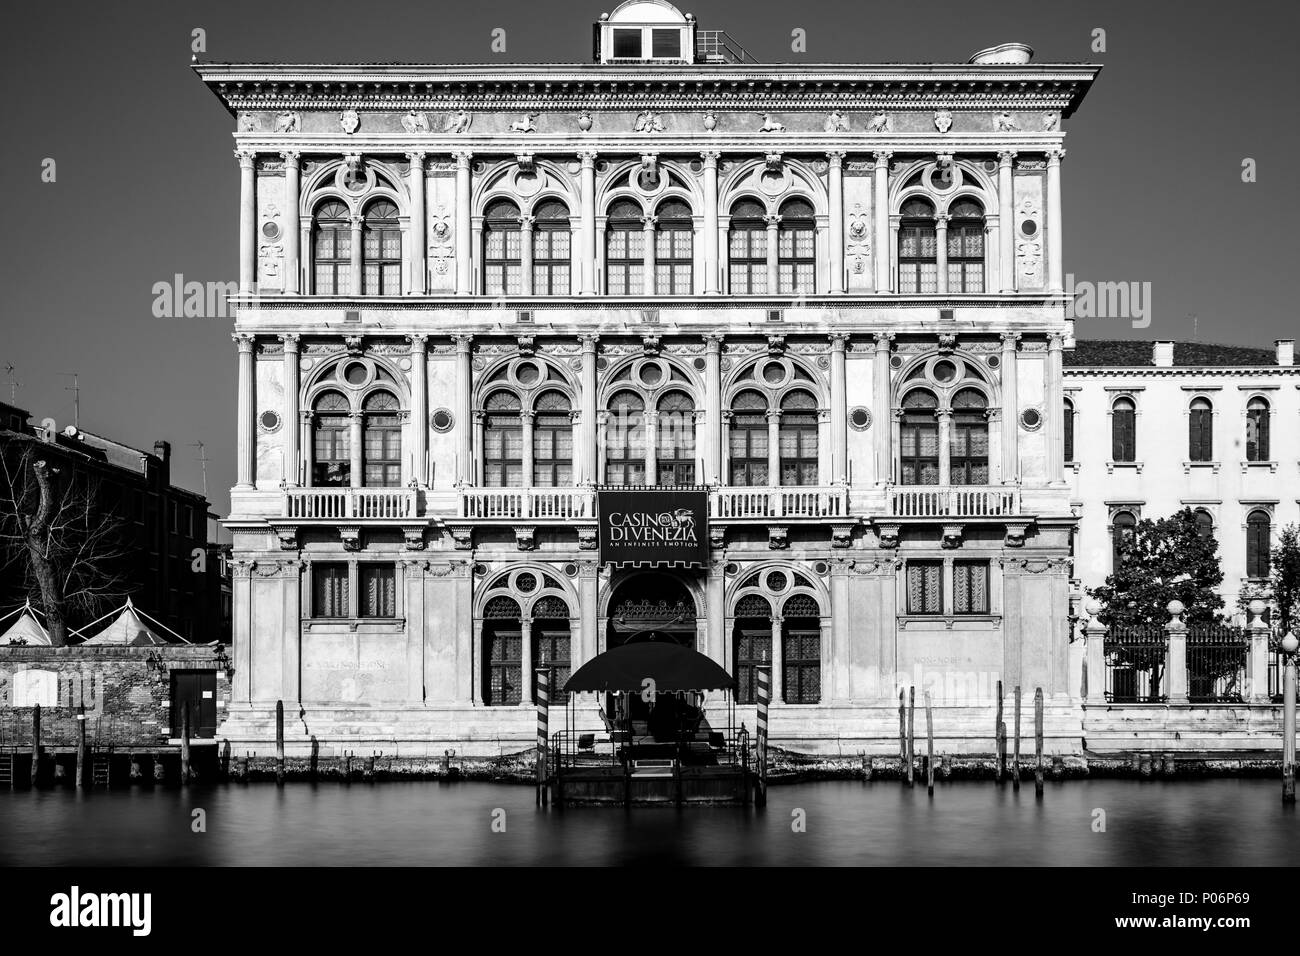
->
1282, 629, 1298, 805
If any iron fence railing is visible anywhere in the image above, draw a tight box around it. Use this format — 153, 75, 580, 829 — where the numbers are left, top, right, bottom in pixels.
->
1186, 625, 1249, 703
1104, 626, 1168, 703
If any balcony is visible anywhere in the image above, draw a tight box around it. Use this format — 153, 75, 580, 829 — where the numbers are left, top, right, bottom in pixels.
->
459, 487, 596, 521
283, 487, 418, 521
886, 485, 1020, 518
711, 486, 848, 520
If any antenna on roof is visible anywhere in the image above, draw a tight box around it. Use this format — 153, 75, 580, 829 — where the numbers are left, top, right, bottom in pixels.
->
190, 440, 210, 497
59, 372, 80, 427
3, 363, 19, 404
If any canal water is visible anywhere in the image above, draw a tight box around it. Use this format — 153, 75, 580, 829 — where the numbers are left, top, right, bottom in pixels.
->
2, 779, 1296, 866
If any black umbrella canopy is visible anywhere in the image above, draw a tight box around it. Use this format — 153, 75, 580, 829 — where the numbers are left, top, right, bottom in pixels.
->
564, 641, 735, 694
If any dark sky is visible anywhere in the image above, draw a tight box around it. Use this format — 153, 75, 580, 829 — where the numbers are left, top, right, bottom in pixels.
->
3, 0, 1295, 519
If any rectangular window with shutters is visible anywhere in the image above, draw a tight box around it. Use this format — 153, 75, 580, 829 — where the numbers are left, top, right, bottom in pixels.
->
953, 561, 990, 614
486, 630, 523, 706
735, 629, 772, 705
906, 561, 943, 615
312, 563, 349, 618
359, 564, 396, 618
782, 628, 821, 704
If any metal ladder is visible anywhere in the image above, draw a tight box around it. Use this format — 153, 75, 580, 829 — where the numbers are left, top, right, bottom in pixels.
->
0, 750, 14, 789
91, 748, 111, 788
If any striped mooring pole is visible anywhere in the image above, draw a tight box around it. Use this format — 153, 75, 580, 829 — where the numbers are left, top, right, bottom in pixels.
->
535, 667, 550, 806
755, 664, 771, 806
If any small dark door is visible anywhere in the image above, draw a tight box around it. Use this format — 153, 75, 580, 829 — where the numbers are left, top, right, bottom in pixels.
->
170, 670, 218, 738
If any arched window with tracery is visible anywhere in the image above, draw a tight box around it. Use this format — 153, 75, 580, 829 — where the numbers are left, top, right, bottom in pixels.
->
728, 198, 767, 294
728, 391, 769, 486
782, 593, 821, 705
898, 198, 937, 294
605, 391, 646, 485
312, 391, 351, 486
532, 199, 571, 295
362, 199, 401, 295
606, 199, 644, 295
1246, 397, 1270, 462
532, 391, 573, 487
1246, 510, 1271, 579
733, 594, 772, 705
949, 388, 989, 485
361, 390, 402, 487
484, 199, 522, 295
900, 390, 940, 485
779, 391, 819, 486
777, 197, 816, 294
656, 391, 696, 486
312, 200, 351, 295
946, 198, 985, 292
654, 198, 693, 294
1112, 510, 1137, 571
483, 391, 524, 487
482, 595, 522, 706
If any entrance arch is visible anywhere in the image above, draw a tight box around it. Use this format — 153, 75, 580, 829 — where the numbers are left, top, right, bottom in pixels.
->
604, 571, 699, 651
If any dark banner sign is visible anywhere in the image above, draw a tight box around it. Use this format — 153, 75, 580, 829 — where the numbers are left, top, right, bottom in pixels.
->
597, 488, 709, 568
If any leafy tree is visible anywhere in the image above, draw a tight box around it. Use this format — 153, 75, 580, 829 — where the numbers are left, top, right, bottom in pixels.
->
1269, 524, 1300, 637
1088, 507, 1224, 627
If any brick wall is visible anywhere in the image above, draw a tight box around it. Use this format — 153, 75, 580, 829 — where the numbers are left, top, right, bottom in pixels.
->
0, 646, 231, 748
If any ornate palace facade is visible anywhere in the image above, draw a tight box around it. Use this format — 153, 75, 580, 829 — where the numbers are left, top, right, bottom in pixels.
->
197, 1, 1099, 754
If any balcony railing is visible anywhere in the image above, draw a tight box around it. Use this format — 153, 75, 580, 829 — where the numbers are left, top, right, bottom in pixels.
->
712, 486, 848, 520
283, 487, 417, 521
460, 487, 596, 521
887, 485, 1020, 518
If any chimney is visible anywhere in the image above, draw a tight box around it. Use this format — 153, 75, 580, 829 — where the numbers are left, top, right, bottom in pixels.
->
153, 440, 171, 486
1152, 341, 1175, 367
1276, 339, 1295, 367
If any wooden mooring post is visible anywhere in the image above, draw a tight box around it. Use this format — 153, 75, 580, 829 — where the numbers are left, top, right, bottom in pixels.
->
275, 700, 285, 786
181, 706, 192, 785
535, 668, 550, 807
755, 665, 770, 807
1012, 685, 1022, 791
924, 691, 935, 796
898, 689, 906, 765
309, 736, 319, 782
220, 739, 231, 781
1034, 687, 1045, 798
994, 680, 1005, 783
152, 751, 166, 784
75, 705, 87, 789
29, 703, 40, 789
906, 686, 915, 787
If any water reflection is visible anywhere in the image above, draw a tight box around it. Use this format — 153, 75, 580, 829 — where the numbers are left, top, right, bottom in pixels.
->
1, 779, 1295, 866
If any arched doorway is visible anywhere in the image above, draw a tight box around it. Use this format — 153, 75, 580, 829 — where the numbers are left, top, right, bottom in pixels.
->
604, 572, 701, 739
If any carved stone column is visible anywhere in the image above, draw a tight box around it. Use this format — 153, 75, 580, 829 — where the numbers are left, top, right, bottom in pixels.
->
873, 333, 893, 486
349, 410, 364, 489
282, 151, 301, 294
580, 335, 599, 483
828, 151, 845, 294
702, 151, 720, 294
407, 152, 426, 294
764, 215, 781, 293
705, 335, 723, 483
770, 615, 784, 704
519, 214, 536, 296
766, 408, 781, 487
521, 410, 536, 488
454, 335, 473, 484
579, 151, 597, 294
1000, 332, 1020, 484
1047, 331, 1065, 484
349, 215, 364, 295
455, 151, 473, 295
299, 410, 314, 487
644, 410, 659, 484
934, 215, 950, 296
519, 618, 533, 707
641, 215, 657, 296
830, 333, 848, 484
234, 333, 256, 489
872, 151, 892, 293
409, 334, 428, 486
236, 150, 257, 293
998, 151, 1016, 293
1046, 149, 1065, 294
936, 409, 952, 487
282, 335, 300, 486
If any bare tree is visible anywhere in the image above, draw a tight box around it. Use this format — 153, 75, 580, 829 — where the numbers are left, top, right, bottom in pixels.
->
0, 437, 130, 645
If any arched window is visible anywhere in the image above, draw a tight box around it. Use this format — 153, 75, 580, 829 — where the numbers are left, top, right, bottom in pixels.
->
779, 390, 819, 486
898, 198, 937, 294
1112, 510, 1137, 571
484, 200, 522, 295
312, 200, 351, 295
777, 198, 816, 294
1188, 397, 1213, 462
728, 391, 769, 486
483, 391, 523, 487
1194, 509, 1215, 540
946, 198, 985, 293
728, 198, 767, 294
733, 594, 772, 705
1063, 397, 1075, 463
654, 198, 693, 294
312, 392, 351, 486
482, 595, 522, 706
1246, 397, 1270, 461
950, 388, 989, 485
605, 391, 646, 485
900, 390, 939, 485
532, 391, 573, 487
782, 593, 821, 705
1246, 509, 1271, 579
361, 390, 401, 487
361, 199, 401, 295
1112, 397, 1137, 463
606, 199, 644, 295
656, 391, 696, 486
532, 200, 571, 295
